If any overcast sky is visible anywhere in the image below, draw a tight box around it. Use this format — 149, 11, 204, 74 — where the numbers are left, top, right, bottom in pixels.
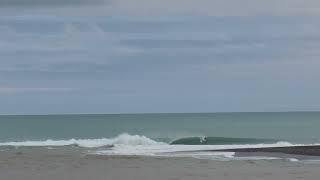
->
1, 0, 320, 16
0, 1, 320, 114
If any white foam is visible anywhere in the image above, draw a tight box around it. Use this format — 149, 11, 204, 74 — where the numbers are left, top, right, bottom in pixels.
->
164, 151, 236, 159
232, 156, 282, 161
0, 134, 164, 148
287, 158, 299, 162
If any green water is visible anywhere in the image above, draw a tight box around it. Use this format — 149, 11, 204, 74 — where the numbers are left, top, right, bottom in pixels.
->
0, 112, 319, 143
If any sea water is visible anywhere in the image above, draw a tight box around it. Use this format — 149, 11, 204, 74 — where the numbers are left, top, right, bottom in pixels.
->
1, 112, 319, 160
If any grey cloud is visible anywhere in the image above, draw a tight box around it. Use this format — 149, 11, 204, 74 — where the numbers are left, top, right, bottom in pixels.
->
49, 0, 320, 16
1, 0, 320, 16
113, 0, 320, 16
0, 87, 135, 95
120, 39, 253, 49
0, 87, 75, 94
0, 0, 107, 7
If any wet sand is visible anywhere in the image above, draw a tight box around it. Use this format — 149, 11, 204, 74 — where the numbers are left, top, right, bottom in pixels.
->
213, 145, 320, 156
1, 151, 320, 180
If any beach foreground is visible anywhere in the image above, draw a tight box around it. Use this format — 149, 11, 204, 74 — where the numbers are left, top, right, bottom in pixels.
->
1, 151, 320, 180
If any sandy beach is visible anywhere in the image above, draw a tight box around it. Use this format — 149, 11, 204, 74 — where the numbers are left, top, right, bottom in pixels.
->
1, 150, 320, 180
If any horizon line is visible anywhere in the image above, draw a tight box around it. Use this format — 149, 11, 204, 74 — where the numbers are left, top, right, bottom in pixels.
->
1, 110, 320, 116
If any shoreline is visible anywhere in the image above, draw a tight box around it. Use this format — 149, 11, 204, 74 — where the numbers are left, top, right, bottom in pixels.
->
212, 145, 320, 156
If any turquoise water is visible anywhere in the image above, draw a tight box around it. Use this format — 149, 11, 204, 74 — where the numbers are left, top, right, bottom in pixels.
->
1, 112, 319, 144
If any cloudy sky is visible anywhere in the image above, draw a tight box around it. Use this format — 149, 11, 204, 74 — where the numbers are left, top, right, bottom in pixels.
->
1, 1, 320, 114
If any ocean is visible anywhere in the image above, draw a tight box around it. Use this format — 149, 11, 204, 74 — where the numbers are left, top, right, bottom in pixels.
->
1, 112, 320, 160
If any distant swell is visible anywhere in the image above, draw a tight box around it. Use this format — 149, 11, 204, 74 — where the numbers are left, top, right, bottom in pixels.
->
170, 136, 277, 145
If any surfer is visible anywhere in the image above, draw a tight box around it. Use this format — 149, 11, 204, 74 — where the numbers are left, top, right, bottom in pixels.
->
200, 136, 208, 144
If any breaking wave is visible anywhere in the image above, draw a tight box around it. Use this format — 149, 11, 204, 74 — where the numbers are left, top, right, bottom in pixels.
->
0, 134, 165, 148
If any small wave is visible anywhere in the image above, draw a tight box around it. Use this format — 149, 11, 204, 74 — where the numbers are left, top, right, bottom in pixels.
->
0, 134, 165, 148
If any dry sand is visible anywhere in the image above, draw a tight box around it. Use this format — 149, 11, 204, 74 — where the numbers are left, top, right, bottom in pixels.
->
1, 151, 320, 180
